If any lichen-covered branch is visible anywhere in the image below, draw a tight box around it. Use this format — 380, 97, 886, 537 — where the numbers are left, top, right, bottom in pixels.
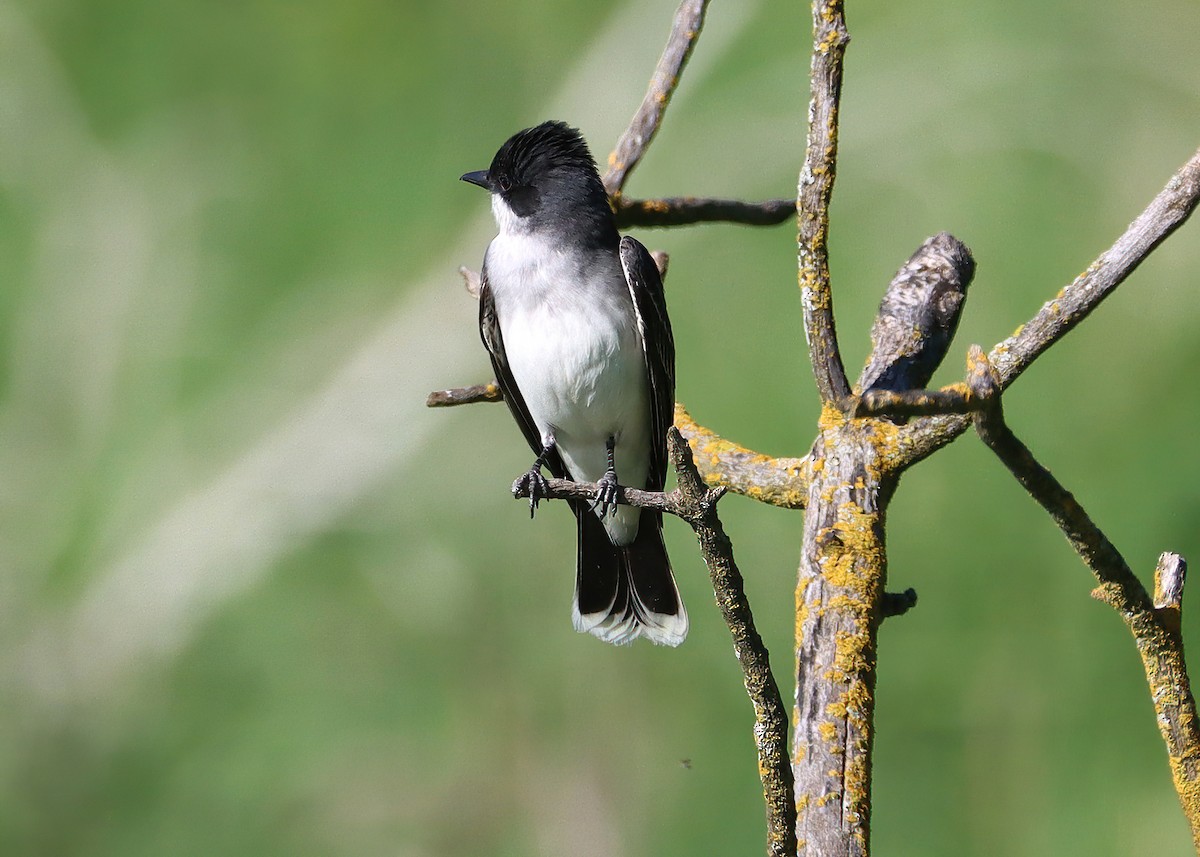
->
900, 147, 1200, 465
674, 404, 810, 509
613, 196, 794, 229
789, 228, 980, 857
512, 428, 797, 857
603, 0, 709, 196
797, 0, 852, 406
965, 347, 1200, 847
857, 232, 975, 394
794, 406, 894, 857
666, 429, 797, 857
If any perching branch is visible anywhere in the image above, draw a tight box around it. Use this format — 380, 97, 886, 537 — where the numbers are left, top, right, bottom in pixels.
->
602, 0, 709, 196
797, 0, 852, 405
512, 428, 797, 857
666, 429, 797, 857
963, 346, 1200, 846
429, 394, 813, 509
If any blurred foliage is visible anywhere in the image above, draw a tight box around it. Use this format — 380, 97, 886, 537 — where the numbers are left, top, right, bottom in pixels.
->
2, 0, 1200, 855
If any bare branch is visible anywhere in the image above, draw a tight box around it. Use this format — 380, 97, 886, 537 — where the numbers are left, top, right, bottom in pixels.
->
899, 148, 1200, 466
613, 196, 794, 229
426, 383, 502, 408
429, 392, 814, 508
511, 473, 682, 516
603, 0, 709, 196
965, 346, 1150, 610
675, 404, 810, 509
794, 405, 890, 857
965, 346, 1200, 845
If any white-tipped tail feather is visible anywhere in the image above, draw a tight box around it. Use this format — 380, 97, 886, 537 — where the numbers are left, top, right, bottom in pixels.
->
572, 580, 689, 647
571, 507, 687, 647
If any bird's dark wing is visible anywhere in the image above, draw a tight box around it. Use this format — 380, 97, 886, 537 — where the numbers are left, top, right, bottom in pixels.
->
478, 269, 567, 479
619, 236, 675, 493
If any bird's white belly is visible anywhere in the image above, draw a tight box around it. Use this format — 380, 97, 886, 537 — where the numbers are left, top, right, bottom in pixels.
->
504, 305, 636, 431
490, 245, 651, 545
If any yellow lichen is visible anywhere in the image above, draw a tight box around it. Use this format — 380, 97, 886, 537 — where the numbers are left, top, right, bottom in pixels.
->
818, 401, 845, 432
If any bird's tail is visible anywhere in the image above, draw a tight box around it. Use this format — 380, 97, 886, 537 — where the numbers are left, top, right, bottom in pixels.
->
570, 503, 688, 646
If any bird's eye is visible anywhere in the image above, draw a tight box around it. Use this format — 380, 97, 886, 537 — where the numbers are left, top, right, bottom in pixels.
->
497, 174, 513, 192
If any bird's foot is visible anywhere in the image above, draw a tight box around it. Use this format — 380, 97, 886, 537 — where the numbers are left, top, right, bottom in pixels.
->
512, 467, 550, 518
589, 470, 621, 518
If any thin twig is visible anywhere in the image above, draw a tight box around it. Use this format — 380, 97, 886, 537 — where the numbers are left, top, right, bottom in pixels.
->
899, 147, 1200, 466
965, 346, 1200, 845
613, 196, 794, 229
797, 0, 852, 406
603, 0, 710, 196
510, 474, 679, 516
965, 346, 1149, 608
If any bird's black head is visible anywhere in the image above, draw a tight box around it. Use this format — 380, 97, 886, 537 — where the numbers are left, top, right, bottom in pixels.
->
461, 121, 617, 246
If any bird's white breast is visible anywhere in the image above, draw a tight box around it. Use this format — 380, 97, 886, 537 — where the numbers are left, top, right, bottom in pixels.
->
485, 229, 651, 543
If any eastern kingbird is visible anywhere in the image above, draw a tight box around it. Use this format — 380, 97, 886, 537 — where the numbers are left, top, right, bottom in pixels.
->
461, 120, 687, 646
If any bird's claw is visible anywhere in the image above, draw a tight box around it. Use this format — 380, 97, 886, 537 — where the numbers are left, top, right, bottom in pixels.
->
589, 471, 620, 518
513, 468, 550, 518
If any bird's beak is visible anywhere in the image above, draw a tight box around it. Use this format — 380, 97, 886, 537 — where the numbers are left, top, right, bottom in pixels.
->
460, 170, 491, 190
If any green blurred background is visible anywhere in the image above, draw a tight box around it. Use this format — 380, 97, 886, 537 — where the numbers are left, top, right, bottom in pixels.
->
3, 0, 1200, 854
